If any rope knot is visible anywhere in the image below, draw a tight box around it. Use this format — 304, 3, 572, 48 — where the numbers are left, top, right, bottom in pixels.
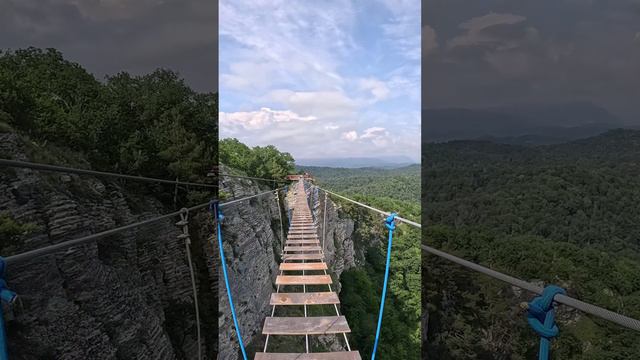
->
526, 285, 565, 339
385, 212, 397, 231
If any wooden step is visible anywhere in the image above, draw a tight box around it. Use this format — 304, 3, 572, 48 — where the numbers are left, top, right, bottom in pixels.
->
255, 352, 361, 360
270, 292, 340, 306
283, 253, 324, 261
284, 246, 322, 252
276, 275, 332, 285
262, 316, 351, 335
280, 263, 327, 271
287, 235, 319, 240
286, 240, 320, 245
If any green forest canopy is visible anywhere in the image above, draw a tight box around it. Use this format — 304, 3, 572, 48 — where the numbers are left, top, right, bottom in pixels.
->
219, 137, 295, 181
424, 131, 640, 359
299, 164, 420, 203
0, 47, 217, 184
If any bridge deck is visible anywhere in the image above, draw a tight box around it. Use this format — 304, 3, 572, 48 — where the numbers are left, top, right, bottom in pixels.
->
260, 180, 359, 358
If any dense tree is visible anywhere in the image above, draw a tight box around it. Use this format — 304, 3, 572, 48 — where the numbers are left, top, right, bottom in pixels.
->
0, 47, 217, 186
219, 138, 295, 182
423, 131, 640, 359
300, 165, 420, 202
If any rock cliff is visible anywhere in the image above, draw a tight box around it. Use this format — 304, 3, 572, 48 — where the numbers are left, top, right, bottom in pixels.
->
0, 131, 216, 359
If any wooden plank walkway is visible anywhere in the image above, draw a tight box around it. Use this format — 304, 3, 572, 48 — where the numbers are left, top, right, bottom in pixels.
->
258, 179, 359, 359
255, 352, 362, 360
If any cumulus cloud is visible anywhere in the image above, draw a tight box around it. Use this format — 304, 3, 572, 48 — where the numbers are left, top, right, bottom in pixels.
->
220, 107, 316, 132
341, 130, 358, 141
267, 89, 358, 119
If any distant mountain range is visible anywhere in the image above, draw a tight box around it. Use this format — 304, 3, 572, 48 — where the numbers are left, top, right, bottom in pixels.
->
296, 155, 417, 169
423, 101, 628, 145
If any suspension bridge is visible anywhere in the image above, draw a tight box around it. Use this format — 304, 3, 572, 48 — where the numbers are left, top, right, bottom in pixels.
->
1, 158, 639, 360
255, 180, 360, 360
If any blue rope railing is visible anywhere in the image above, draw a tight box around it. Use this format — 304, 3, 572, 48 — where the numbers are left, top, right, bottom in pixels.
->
212, 202, 248, 360
0, 257, 16, 360
371, 212, 397, 360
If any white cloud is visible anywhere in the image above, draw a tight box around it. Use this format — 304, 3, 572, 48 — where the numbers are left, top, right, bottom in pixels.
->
221, 61, 275, 92
360, 127, 392, 147
377, 0, 421, 61
220, 107, 316, 133
220, 1, 355, 90
358, 77, 390, 102
267, 89, 358, 118
341, 130, 358, 141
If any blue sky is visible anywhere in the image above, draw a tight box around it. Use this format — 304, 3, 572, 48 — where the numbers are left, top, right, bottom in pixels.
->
219, 0, 420, 161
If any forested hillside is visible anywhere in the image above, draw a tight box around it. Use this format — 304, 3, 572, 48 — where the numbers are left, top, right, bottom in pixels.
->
1, 47, 216, 193
300, 165, 420, 202
423, 129, 640, 359
311, 165, 421, 359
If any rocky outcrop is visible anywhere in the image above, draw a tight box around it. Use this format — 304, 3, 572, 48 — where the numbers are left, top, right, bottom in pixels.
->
0, 132, 215, 359
216, 172, 282, 359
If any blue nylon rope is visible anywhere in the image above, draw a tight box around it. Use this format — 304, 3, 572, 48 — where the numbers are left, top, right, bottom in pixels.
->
371, 212, 397, 360
213, 202, 248, 360
526, 285, 565, 360
0, 257, 16, 360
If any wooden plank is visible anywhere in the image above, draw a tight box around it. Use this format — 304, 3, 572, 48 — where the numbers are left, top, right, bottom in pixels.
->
279, 262, 327, 271
276, 275, 332, 285
270, 292, 340, 306
283, 253, 324, 261
286, 240, 320, 245
262, 316, 350, 335
284, 246, 322, 252
255, 352, 361, 360
287, 235, 319, 240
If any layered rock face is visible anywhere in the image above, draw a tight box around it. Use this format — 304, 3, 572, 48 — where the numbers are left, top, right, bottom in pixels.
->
217, 176, 359, 359
0, 132, 215, 359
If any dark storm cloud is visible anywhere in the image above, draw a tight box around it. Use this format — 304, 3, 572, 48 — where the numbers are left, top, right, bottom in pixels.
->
0, 0, 217, 93
423, 0, 640, 122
